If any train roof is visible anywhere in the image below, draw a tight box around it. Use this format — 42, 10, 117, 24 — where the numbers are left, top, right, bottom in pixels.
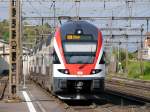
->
60, 20, 99, 40
61, 20, 98, 29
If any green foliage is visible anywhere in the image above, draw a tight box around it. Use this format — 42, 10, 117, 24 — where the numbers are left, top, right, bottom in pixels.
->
144, 62, 150, 76
128, 61, 141, 78
24, 26, 36, 42
23, 22, 52, 43
0, 20, 52, 44
128, 52, 134, 59
0, 20, 9, 41
112, 48, 149, 80
128, 61, 150, 80
3, 32, 9, 41
120, 50, 126, 61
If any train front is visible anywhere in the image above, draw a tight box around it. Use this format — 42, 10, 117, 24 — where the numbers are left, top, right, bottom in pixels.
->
52, 21, 105, 99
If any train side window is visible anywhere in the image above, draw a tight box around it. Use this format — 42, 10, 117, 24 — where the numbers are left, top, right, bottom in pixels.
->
53, 50, 60, 64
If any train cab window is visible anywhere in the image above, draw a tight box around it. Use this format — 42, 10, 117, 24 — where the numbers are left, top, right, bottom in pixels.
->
66, 55, 95, 64
53, 51, 60, 64
63, 42, 97, 64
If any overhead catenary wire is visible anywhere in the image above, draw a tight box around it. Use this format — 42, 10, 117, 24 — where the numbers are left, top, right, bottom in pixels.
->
26, 0, 42, 17
1, 0, 150, 2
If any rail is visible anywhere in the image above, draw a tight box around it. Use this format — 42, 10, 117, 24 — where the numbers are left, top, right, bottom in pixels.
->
30, 74, 150, 112
106, 76, 150, 103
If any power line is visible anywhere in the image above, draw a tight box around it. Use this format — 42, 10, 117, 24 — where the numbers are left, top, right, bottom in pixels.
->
1, 0, 150, 2
26, 0, 42, 17
23, 16, 150, 20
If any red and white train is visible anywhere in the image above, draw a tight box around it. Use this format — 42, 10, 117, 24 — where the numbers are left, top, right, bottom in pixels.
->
29, 20, 105, 99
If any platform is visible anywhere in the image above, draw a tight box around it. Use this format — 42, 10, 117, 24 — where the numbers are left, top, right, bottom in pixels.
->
0, 82, 67, 112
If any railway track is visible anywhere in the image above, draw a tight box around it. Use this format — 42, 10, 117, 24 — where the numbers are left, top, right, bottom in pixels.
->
62, 76, 150, 112
105, 76, 150, 103
106, 76, 150, 89
0, 76, 8, 100
66, 99, 150, 112
30, 75, 150, 112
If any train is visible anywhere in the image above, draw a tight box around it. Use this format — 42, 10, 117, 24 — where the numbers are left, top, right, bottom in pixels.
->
29, 20, 105, 99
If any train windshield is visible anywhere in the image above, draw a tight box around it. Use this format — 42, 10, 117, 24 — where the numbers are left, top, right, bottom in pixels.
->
63, 42, 97, 64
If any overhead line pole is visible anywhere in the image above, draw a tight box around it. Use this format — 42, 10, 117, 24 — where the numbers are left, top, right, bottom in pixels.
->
140, 24, 144, 76
9, 0, 21, 100
53, 0, 56, 28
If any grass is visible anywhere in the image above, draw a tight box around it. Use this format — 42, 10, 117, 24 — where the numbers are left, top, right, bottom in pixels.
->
127, 60, 150, 80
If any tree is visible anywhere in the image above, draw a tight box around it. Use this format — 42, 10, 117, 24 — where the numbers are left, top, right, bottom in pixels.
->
0, 20, 9, 41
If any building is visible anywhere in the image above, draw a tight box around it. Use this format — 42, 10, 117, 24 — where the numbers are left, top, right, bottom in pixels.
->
0, 39, 9, 74
0, 39, 30, 75
142, 32, 150, 60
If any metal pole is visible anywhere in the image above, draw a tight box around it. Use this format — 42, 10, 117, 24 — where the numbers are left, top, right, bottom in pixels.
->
118, 42, 121, 73
147, 19, 149, 32
75, 0, 80, 19
23, 58, 26, 89
126, 34, 128, 76
23, 55, 27, 89
140, 24, 144, 76
42, 18, 44, 40
9, 0, 20, 99
117, 43, 119, 72
53, 0, 56, 28
2, 43, 5, 58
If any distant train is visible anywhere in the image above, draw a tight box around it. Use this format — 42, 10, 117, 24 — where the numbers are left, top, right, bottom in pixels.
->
29, 20, 105, 99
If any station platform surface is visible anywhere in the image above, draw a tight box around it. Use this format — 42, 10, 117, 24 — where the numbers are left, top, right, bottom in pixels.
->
0, 82, 67, 112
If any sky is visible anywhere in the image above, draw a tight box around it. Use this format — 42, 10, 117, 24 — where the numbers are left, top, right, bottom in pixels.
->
1, 0, 150, 51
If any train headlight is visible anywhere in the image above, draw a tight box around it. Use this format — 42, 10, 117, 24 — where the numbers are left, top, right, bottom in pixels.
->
58, 69, 70, 74
65, 69, 69, 74
90, 69, 102, 74
75, 29, 83, 35
92, 70, 96, 74
77, 30, 82, 34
